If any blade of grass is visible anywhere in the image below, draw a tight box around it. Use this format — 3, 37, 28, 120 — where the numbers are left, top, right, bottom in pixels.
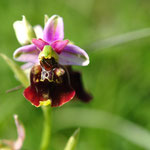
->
0, 53, 29, 88
87, 28, 150, 51
53, 107, 150, 149
64, 128, 80, 150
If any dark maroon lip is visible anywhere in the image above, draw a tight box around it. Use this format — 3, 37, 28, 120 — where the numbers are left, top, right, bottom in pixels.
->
23, 64, 75, 107
23, 63, 92, 107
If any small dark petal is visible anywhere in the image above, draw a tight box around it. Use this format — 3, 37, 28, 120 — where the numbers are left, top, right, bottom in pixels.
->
32, 38, 49, 50
68, 67, 93, 102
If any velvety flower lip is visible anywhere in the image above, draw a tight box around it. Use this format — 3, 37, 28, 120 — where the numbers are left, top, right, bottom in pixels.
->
24, 64, 75, 107
23, 63, 92, 107
13, 15, 89, 67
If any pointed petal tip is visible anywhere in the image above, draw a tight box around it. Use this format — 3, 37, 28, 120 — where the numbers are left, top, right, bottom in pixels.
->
49, 14, 62, 19
44, 14, 49, 18
22, 15, 25, 20
14, 114, 18, 120
13, 48, 21, 59
43, 15, 64, 42
82, 57, 90, 66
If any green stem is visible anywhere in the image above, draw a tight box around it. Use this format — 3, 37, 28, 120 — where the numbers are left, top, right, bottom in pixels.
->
40, 106, 51, 150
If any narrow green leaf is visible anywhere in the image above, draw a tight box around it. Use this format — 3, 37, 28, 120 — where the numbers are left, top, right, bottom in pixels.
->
54, 108, 150, 150
64, 128, 80, 150
0, 53, 29, 88
87, 28, 150, 51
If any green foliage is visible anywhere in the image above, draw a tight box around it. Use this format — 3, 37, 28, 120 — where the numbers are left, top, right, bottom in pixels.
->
1, 0, 150, 150
64, 128, 80, 150
0, 53, 29, 87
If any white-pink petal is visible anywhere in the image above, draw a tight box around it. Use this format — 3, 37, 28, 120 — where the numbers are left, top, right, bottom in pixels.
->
13, 44, 39, 63
1, 115, 25, 150
43, 15, 64, 43
13, 115, 25, 150
58, 44, 89, 66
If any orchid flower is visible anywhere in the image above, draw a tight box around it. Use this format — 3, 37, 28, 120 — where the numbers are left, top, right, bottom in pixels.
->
13, 15, 89, 69
0, 115, 25, 150
13, 15, 92, 107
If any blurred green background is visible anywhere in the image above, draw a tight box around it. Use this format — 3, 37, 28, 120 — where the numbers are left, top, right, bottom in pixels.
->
1, 0, 150, 149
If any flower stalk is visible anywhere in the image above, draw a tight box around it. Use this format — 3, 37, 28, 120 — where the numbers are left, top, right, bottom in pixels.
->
40, 106, 51, 150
